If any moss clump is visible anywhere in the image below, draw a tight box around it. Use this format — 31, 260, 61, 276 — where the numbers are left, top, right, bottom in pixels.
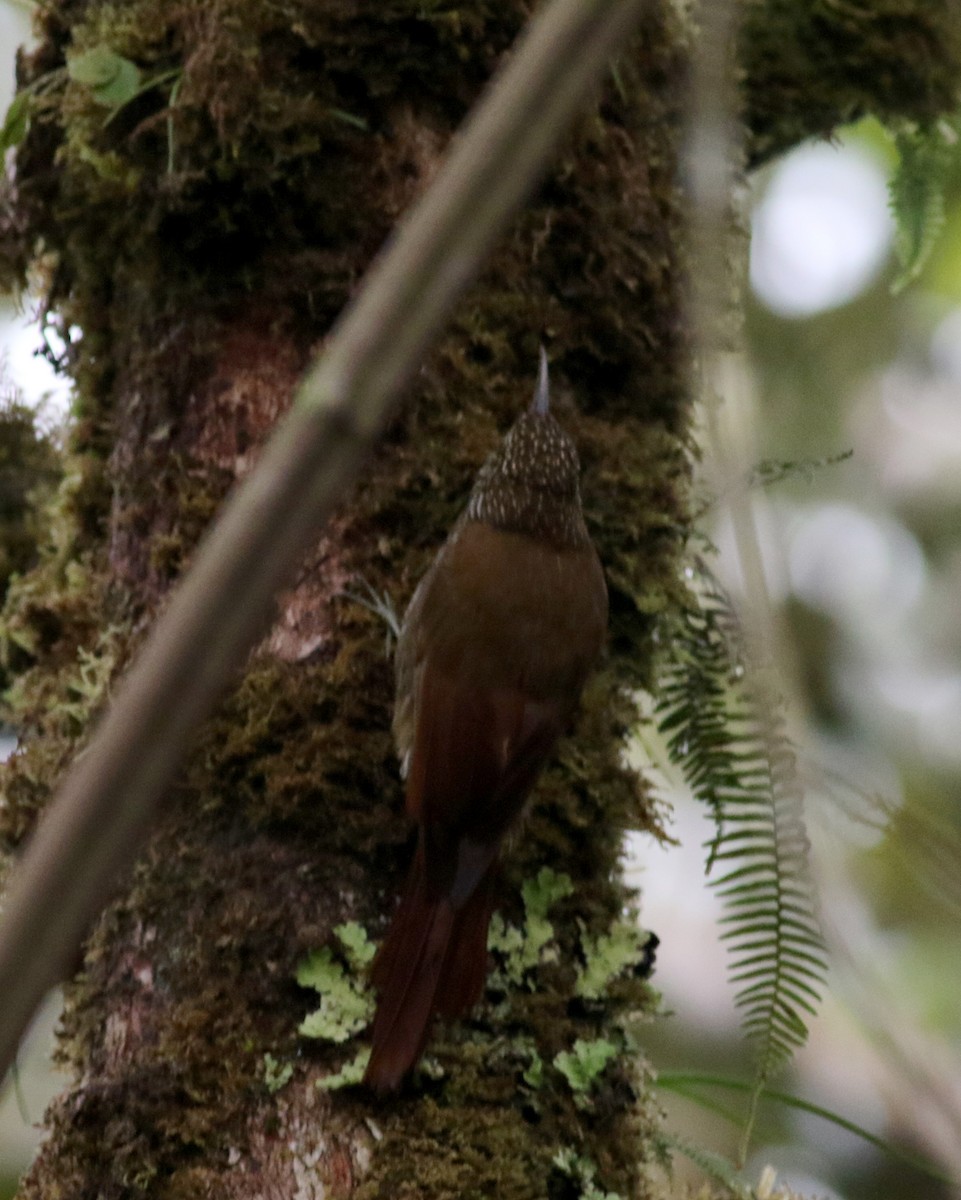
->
0, 389, 62, 599
0, 396, 117, 851
0, 575, 122, 852
742, 0, 961, 165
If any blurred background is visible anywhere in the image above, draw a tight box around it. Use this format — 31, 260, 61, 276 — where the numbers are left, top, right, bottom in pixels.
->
635, 120, 961, 1198
2, 2, 960, 1196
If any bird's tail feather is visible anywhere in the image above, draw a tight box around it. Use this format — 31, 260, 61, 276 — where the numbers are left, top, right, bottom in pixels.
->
364, 849, 494, 1094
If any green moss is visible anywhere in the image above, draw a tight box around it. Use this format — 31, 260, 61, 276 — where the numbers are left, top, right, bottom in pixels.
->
0, 389, 62, 600
0, 555, 119, 852
742, 0, 961, 165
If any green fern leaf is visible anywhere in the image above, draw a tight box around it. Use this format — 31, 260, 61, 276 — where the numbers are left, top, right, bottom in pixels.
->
655, 568, 827, 1154
889, 116, 959, 293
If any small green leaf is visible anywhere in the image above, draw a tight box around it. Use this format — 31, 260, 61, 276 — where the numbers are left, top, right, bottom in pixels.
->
487, 913, 525, 957
295, 947, 335, 993
553, 1038, 618, 1093
67, 46, 126, 87
517, 867, 573, 972
93, 57, 141, 107
522, 866, 574, 915
553, 1147, 579, 1173
67, 46, 141, 108
1, 91, 31, 154
298, 994, 369, 1042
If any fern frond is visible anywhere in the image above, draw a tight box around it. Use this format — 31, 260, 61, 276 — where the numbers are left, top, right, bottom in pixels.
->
889, 115, 959, 293
655, 568, 827, 1155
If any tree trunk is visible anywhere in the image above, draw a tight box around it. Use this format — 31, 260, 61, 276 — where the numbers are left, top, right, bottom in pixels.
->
0, 1, 958, 1197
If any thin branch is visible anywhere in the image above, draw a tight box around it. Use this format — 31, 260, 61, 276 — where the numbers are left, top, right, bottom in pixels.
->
0, 0, 649, 1080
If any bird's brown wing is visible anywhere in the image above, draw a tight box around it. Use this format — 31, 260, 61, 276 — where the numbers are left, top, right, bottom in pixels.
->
405, 658, 565, 903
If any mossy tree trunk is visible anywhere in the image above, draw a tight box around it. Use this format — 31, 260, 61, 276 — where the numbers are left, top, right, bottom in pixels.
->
0, 1, 958, 1198
2, 3, 688, 1196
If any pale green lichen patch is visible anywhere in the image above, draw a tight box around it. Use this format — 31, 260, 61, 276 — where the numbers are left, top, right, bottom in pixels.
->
262, 1052, 294, 1094
519, 1039, 544, 1089
333, 920, 378, 970
488, 865, 573, 985
553, 1146, 626, 1200
317, 1047, 371, 1092
554, 1037, 620, 1097
576, 917, 653, 1000
297, 923, 377, 1043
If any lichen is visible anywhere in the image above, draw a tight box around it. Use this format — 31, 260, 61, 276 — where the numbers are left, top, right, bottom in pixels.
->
553, 1146, 627, 1200
576, 917, 657, 1002
554, 1037, 621, 1097
488, 866, 575, 985
297, 923, 377, 1043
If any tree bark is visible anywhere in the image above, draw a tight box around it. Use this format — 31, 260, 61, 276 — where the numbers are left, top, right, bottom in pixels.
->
0, 0, 958, 1198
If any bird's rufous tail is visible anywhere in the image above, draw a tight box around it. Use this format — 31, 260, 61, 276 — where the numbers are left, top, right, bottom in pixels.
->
363, 847, 494, 1094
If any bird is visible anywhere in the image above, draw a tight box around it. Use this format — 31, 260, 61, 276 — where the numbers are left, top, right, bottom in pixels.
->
363, 348, 608, 1094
